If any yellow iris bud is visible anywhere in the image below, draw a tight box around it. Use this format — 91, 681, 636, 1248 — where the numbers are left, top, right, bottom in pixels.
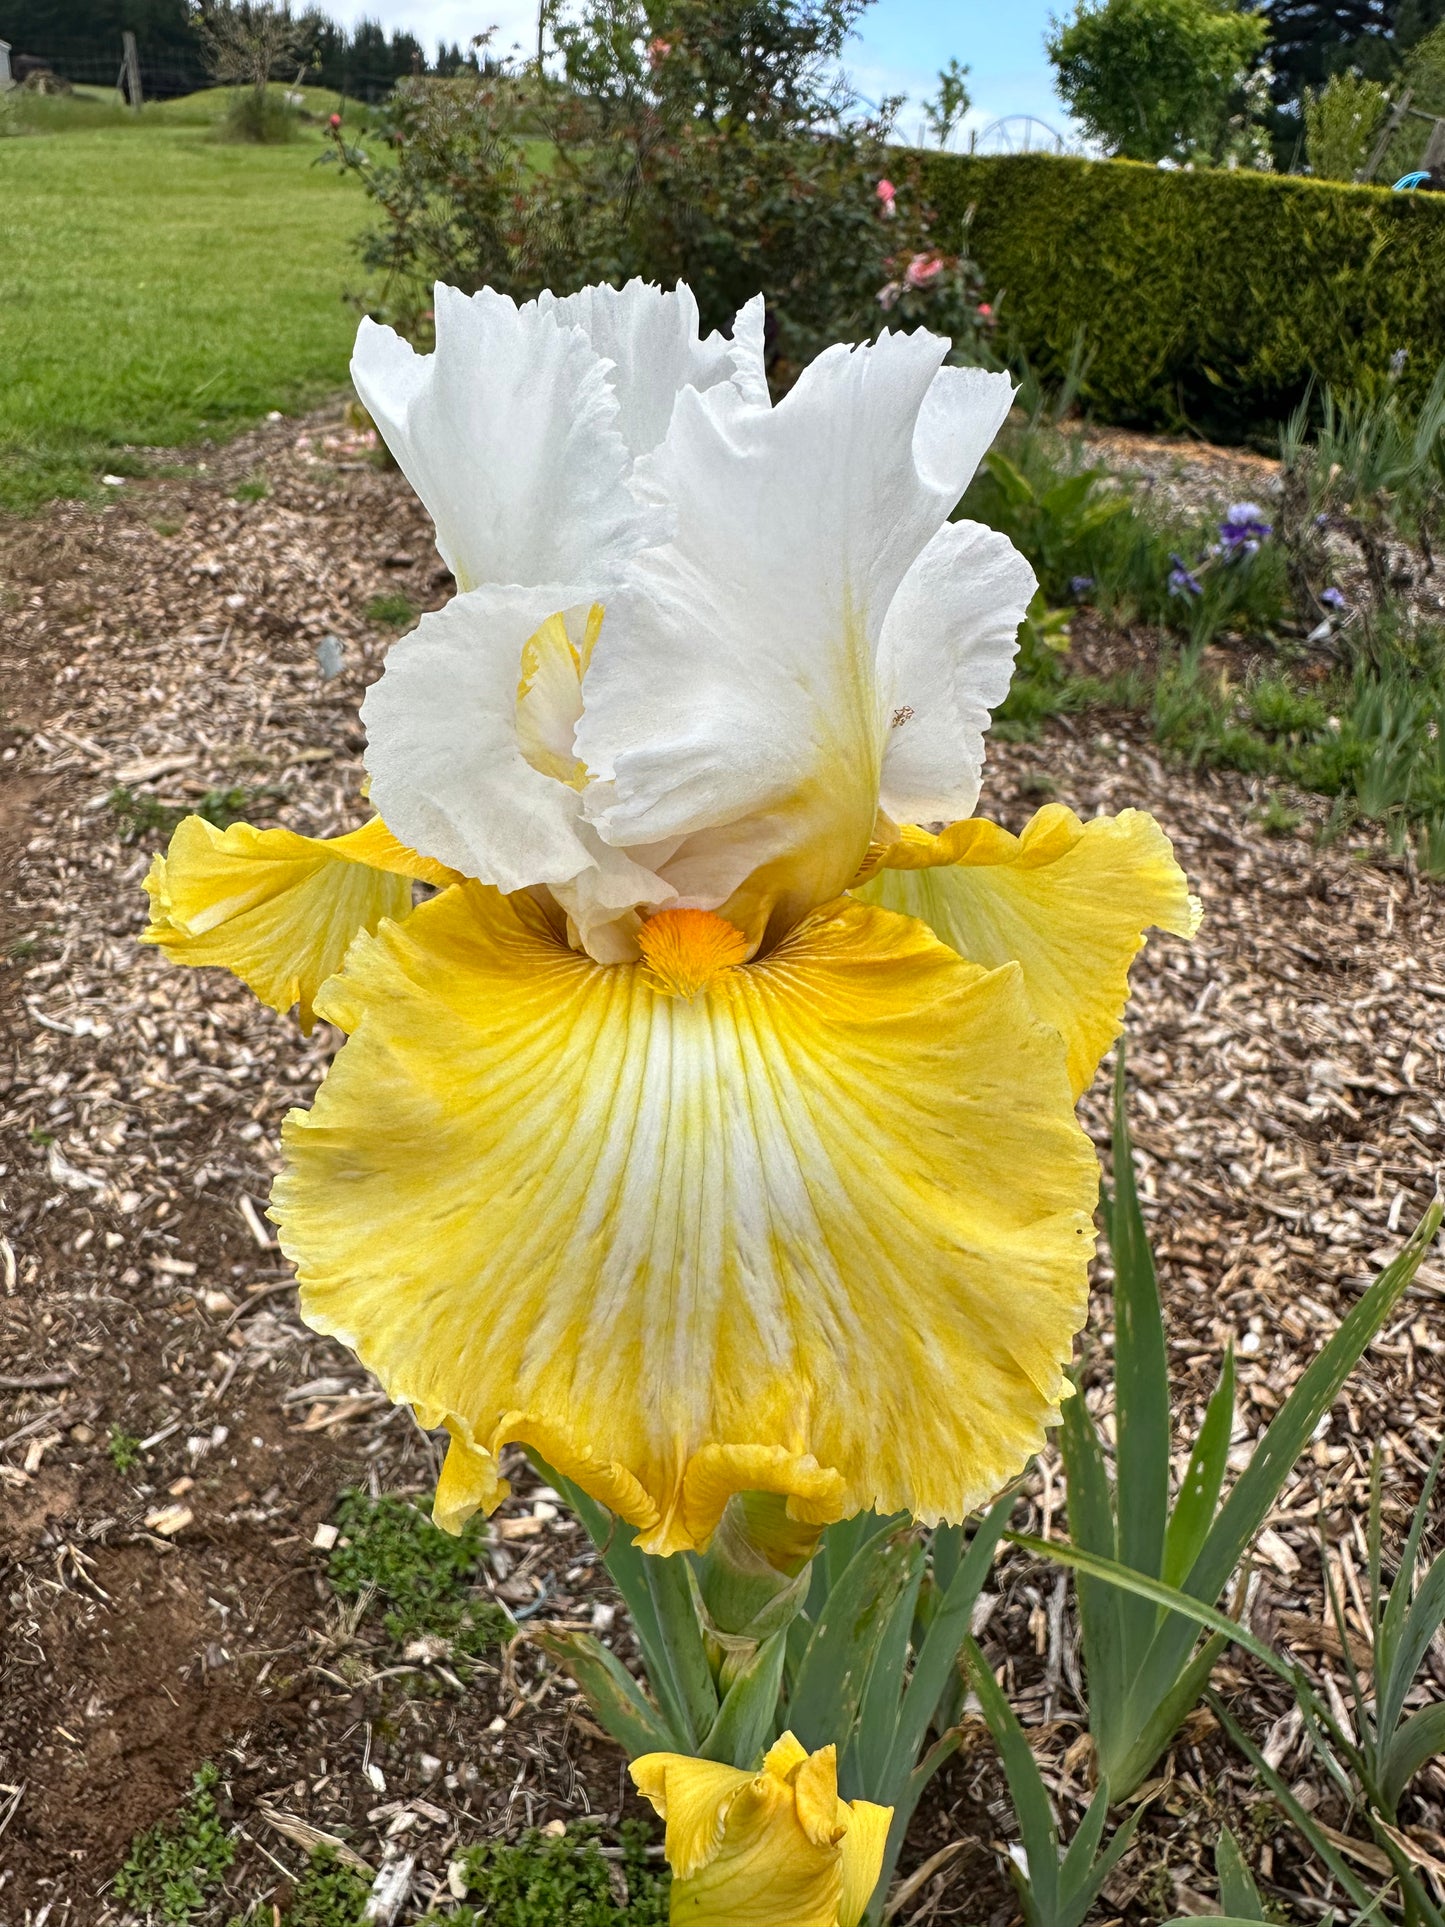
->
631, 1733, 893, 1927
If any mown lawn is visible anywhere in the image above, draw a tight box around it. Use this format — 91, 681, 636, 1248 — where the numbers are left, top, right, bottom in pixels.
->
0, 97, 368, 510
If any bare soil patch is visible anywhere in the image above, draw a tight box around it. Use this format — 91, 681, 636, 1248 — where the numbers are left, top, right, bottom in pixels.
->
1, 412, 1441, 1926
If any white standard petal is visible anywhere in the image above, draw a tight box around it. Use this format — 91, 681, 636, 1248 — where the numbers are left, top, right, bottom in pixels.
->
536, 279, 740, 459
573, 329, 976, 947
913, 365, 1016, 509
350, 285, 659, 594
725, 293, 771, 411
877, 520, 1036, 828
362, 586, 669, 915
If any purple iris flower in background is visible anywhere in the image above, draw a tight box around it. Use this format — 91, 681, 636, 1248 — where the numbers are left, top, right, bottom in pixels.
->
1320, 586, 1347, 611
1070, 575, 1094, 596
1168, 553, 1203, 598
1216, 501, 1272, 560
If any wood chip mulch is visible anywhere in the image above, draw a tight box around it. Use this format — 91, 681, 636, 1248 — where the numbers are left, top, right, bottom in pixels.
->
0, 409, 1441, 1927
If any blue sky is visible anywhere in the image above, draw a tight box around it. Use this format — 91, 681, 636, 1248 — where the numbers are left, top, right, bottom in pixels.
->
327, 0, 1072, 140
851, 0, 1070, 141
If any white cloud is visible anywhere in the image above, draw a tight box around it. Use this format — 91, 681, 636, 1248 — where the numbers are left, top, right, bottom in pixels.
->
326, 0, 541, 60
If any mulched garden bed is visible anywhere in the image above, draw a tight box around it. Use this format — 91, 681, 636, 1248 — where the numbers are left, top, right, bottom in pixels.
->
1, 409, 1441, 1926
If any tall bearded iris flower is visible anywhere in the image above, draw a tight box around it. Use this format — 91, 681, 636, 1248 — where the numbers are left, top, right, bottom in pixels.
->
143, 280, 1198, 1557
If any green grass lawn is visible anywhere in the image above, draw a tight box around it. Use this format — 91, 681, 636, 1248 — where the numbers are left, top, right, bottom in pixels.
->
0, 93, 370, 511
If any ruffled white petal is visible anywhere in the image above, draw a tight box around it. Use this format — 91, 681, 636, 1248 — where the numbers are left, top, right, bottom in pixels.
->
354, 290, 1025, 957
726, 293, 771, 410
574, 329, 966, 947
536, 279, 740, 459
877, 519, 1036, 828
913, 365, 1015, 507
351, 285, 658, 594
361, 585, 670, 919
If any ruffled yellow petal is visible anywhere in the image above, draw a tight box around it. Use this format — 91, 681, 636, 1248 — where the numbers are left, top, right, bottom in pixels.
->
634, 1754, 755, 1882
792, 1747, 847, 1849
854, 804, 1200, 1099
272, 883, 1097, 1553
631, 1736, 889, 1927
762, 1734, 812, 1781
142, 815, 456, 1032
837, 1799, 893, 1927
680, 1774, 842, 1927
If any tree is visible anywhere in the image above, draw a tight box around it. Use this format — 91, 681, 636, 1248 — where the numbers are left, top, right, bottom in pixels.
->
1260, 0, 1445, 163
1262, 0, 1445, 95
331, 0, 990, 386
1378, 18, 1445, 176
194, 0, 308, 93
1047, 0, 1268, 162
192, 0, 309, 136
922, 56, 970, 147
0, 0, 188, 47
1303, 67, 1386, 176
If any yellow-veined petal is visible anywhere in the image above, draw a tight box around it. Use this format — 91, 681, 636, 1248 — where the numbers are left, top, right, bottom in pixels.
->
272, 883, 1097, 1553
837, 1799, 893, 1927
630, 1753, 756, 1881
142, 814, 456, 1032
676, 1772, 842, 1926
854, 805, 1200, 1099
631, 1736, 890, 1927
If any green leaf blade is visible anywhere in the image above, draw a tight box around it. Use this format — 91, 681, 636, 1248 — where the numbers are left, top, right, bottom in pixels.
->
534, 1629, 679, 1757
787, 1524, 917, 1758
1161, 1347, 1235, 1592
1215, 1824, 1267, 1919
966, 1638, 1062, 1924
1107, 1055, 1172, 1629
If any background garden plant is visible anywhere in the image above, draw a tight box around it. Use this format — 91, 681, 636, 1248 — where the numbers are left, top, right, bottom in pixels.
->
325, 0, 987, 382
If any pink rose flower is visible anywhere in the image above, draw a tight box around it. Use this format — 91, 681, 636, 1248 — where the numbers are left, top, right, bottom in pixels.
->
904, 252, 944, 289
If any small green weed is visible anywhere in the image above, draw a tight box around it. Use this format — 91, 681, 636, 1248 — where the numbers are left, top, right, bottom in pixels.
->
328, 1491, 507, 1665
151, 518, 183, 537
243, 1846, 371, 1927
427, 1823, 669, 1926
109, 783, 278, 845
1255, 794, 1304, 836
107, 786, 187, 844
365, 591, 418, 629
1243, 674, 1329, 738
113, 1763, 235, 1924
28, 1126, 55, 1148
107, 1426, 144, 1472
232, 474, 270, 504
7, 934, 39, 961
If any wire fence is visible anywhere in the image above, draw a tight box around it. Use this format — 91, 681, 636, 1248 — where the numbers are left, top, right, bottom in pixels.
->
6, 35, 409, 104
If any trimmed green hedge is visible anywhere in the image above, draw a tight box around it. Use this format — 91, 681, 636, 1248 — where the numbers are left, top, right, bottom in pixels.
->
917, 151, 1445, 440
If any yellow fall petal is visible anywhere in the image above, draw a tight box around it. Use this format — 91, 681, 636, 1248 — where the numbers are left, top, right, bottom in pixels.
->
142, 814, 456, 1032
631, 1753, 757, 1882
678, 1773, 843, 1927
631, 1736, 892, 1927
854, 804, 1200, 1099
272, 882, 1097, 1554
837, 1798, 893, 1927
792, 1747, 847, 1850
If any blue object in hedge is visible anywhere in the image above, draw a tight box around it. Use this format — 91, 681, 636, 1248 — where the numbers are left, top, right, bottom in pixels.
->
1393, 172, 1433, 190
